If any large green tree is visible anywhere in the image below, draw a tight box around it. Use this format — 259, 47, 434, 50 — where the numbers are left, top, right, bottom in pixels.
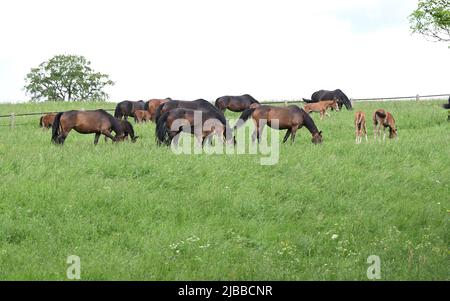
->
24, 55, 114, 102
409, 0, 450, 42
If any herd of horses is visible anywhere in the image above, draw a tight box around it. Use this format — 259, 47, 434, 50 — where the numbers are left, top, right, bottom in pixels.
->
38, 90, 449, 147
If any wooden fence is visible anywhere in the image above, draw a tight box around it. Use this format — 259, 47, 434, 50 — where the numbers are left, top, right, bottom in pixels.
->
1, 93, 449, 127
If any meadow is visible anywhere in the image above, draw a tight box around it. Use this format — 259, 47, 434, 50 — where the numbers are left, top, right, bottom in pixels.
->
0, 100, 448, 280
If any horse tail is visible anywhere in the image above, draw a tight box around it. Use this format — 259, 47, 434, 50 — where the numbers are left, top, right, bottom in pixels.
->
39, 116, 44, 127
234, 108, 256, 129
144, 101, 149, 111
155, 111, 170, 146
51, 112, 63, 143
114, 103, 122, 118
154, 103, 164, 123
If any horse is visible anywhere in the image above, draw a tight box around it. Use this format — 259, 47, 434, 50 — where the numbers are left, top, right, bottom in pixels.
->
373, 109, 397, 141
105, 119, 138, 143
215, 94, 260, 113
234, 105, 323, 144
52, 110, 125, 145
154, 99, 223, 123
134, 110, 151, 123
354, 111, 368, 144
303, 89, 353, 110
114, 100, 146, 120
144, 98, 171, 121
155, 108, 234, 147
39, 113, 56, 129
303, 99, 339, 120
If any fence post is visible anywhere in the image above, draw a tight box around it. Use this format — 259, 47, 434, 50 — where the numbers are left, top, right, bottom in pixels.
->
416, 94, 420, 102
284, 100, 288, 107
10, 113, 15, 128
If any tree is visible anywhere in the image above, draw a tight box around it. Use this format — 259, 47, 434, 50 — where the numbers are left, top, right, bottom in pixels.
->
409, 0, 450, 42
24, 55, 114, 102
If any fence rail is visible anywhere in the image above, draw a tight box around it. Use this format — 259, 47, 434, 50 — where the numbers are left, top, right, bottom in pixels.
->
0, 93, 449, 127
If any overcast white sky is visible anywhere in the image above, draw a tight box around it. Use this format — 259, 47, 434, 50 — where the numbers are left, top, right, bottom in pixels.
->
0, 0, 448, 103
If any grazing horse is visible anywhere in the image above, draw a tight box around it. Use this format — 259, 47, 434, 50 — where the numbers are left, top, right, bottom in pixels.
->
234, 105, 323, 144
155, 108, 234, 147
373, 109, 397, 141
134, 110, 151, 123
105, 119, 138, 143
303, 89, 352, 110
52, 110, 124, 145
154, 99, 223, 123
215, 94, 260, 113
303, 99, 339, 120
144, 98, 171, 121
354, 111, 368, 144
114, 100, 146, 120
39, 113, 56, 129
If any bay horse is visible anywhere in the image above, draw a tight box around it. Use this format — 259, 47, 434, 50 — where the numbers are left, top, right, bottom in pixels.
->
52, 110, 124, 145
354, 111, 368, 144
373, 109, 397, 141
144, 98, 171, 121
155, 108, 234, 147
105, 119, 138, 143
215, 94, 260, 113
234, 105, 323, 144
39, 113, 56, 129
303, 99, 339, 120
134, 110, 151, 123
114, 100, 146, 120
154, 99, 223, 123
303, 89, 352, 110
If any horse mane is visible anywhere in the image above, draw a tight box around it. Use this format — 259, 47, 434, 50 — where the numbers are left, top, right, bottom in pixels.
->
100, 110, 123, 136
301, 109, 320, 135
335, 89, 352, 109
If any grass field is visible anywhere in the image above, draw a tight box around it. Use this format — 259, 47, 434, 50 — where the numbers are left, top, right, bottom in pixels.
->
0, 100, 448, 280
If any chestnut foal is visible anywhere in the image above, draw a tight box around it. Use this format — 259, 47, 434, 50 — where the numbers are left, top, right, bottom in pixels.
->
134, 110, 151, 123
354, 111, 368, 144
373, 109, 397, 141
303, 99, 339, 120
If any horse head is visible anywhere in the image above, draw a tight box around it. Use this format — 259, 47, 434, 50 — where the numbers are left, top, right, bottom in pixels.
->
312, 131, 323, 144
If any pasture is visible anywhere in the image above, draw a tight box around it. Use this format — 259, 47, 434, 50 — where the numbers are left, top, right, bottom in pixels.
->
0, 100, 448, 280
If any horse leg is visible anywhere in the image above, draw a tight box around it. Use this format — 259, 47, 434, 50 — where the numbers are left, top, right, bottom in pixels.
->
291, 126, 299, 143
94, 133, 101, 145
283, 129, 291, 144
355, 125, 359, 144
257, 122, 266, 144
251, 119, 258, 143
374, 122, 379, 141
102, 130, 116, 142
383, 126, 387, 141
364, 124, 368, 142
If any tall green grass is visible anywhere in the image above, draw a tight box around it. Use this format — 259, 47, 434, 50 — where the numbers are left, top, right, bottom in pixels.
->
0, 100, 448, 280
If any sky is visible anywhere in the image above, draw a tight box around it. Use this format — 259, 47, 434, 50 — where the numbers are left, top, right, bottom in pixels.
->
0, 0, 448, 103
